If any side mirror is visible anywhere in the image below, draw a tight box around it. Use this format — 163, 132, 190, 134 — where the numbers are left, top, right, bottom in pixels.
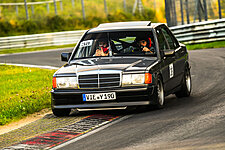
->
61, 52, 72, 62
164, 50, 175, 57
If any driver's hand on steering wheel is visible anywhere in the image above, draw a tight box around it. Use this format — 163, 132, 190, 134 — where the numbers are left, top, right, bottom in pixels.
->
142, 47, 153, 53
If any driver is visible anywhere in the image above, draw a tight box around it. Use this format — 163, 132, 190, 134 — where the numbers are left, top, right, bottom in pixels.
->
137, 37, 154, 53
95, 40, 109, 56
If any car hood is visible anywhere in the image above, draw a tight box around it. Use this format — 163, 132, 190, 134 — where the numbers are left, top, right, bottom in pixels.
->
56, 57, 157, 75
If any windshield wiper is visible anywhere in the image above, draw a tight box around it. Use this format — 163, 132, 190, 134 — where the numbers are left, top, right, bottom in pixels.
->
113, 53, 156, 57
69, 62, 84, 66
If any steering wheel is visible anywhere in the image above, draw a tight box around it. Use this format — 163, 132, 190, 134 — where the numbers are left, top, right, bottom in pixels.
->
117, 40, 131, 49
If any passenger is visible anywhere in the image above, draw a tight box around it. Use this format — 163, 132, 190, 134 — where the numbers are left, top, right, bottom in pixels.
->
95, 40, 109, 56
137, 38, 154, 53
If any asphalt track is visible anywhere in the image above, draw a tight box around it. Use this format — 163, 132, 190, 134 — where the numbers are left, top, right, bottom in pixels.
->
0, 48, 73, 67
1, 48, 225, 149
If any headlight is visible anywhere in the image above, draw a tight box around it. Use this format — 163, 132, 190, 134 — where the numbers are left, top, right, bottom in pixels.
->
122, 74, 132, 85
132, 74, 145, 84
53, 77, 77, 89
122, 74, 145, 86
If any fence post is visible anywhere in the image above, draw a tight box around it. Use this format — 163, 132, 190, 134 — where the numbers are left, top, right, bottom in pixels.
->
81, 0, 86, 21
46, 3, 49, 13
71, 0, 75, 8
24, 0, 29, 20
137, 0, 143, 14
197, 0, 202, 22
185, 0, 190, 24
53, 0, 58, 15
104, 0, 108, 16
60, 1, 63, 11
193, 0, 198, 22
31, 5, 34, 15
132, 0, 138, 15
172, 0, 177, 26
180, 0, 184, 25
165, 0, 170, 26
16, 5, 19, 16
123, 0, 126, 12
154, 0, 156, 9
203, 0, 207, 21
218, 0, 222, 19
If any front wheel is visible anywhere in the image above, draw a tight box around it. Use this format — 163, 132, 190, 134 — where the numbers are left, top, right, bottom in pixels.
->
52, 108, 71, 117
150, 77, 165, 109
175, 67, 192, 98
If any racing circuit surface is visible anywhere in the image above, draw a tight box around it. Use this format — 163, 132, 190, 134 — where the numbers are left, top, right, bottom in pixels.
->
0, 48, 225, 149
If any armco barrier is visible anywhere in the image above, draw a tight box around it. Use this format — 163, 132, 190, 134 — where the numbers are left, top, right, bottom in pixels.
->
0, 30, 86, 50
170, 18, 225, 44
0, 18, 225, 50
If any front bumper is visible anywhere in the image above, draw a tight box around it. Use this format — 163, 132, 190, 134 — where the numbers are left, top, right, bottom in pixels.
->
51, 86, 155, 109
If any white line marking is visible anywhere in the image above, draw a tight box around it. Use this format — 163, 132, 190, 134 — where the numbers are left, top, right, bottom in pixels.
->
50, 115, 133, 150
0, 48, 73, 57
0, 63, 59, 70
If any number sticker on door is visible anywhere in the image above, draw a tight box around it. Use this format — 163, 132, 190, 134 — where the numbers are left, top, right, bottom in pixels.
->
169, 63, 174, 78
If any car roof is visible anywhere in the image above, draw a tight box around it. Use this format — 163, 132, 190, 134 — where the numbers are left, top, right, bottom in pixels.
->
88, 21, 164, 33
97, 21, 152, 28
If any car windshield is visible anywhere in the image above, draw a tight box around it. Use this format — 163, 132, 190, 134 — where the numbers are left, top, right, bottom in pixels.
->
72, 31, 156, 59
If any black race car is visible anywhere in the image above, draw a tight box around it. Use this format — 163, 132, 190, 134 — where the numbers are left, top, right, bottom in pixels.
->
51, 21, 192, 116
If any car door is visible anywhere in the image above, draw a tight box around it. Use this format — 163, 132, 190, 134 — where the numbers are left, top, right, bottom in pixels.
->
161, 25, 186, 88
155, 26, 176, 93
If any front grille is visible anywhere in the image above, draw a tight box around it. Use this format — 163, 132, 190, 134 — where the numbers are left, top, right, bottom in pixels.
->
78, 73, 120, 89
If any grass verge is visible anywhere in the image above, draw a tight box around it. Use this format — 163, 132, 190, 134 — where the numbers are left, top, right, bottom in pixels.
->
0, 44, 75, 55
186, 40, 225, 50
0, 65, 56, 125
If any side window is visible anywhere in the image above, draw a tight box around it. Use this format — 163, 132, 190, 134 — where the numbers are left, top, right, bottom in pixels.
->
156, 28, 169, 51
161, 28, 175, 50
161, 26, 179, 49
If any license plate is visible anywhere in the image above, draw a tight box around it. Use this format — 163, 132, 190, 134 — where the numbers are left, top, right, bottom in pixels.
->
82, 92, 116, 101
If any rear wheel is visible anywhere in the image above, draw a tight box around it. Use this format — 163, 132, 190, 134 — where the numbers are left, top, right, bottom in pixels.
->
52, 108, 71, 117
175, 67, 192, 98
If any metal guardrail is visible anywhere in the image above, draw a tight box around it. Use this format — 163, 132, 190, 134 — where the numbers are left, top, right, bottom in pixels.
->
170, 18, 225, 44
0, 30, 85, 50
0, 19, 225, 50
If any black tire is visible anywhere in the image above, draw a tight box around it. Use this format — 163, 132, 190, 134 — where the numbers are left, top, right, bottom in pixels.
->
175, 67, 192, 98
52, 108, 71, 117
150, 76, 165, 109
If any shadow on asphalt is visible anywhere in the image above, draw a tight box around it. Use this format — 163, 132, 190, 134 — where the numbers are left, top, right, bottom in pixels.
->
44, 94, 196, 119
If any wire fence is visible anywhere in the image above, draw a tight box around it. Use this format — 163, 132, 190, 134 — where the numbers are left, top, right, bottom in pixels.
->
0, 0, 160, 21
0, 0, 224, 27
165, 0, 224, 26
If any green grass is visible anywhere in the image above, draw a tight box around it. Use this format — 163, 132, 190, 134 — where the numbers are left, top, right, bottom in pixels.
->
186, 40, 225, 50
0, 44, 75, 54
0, 65, 56, 125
